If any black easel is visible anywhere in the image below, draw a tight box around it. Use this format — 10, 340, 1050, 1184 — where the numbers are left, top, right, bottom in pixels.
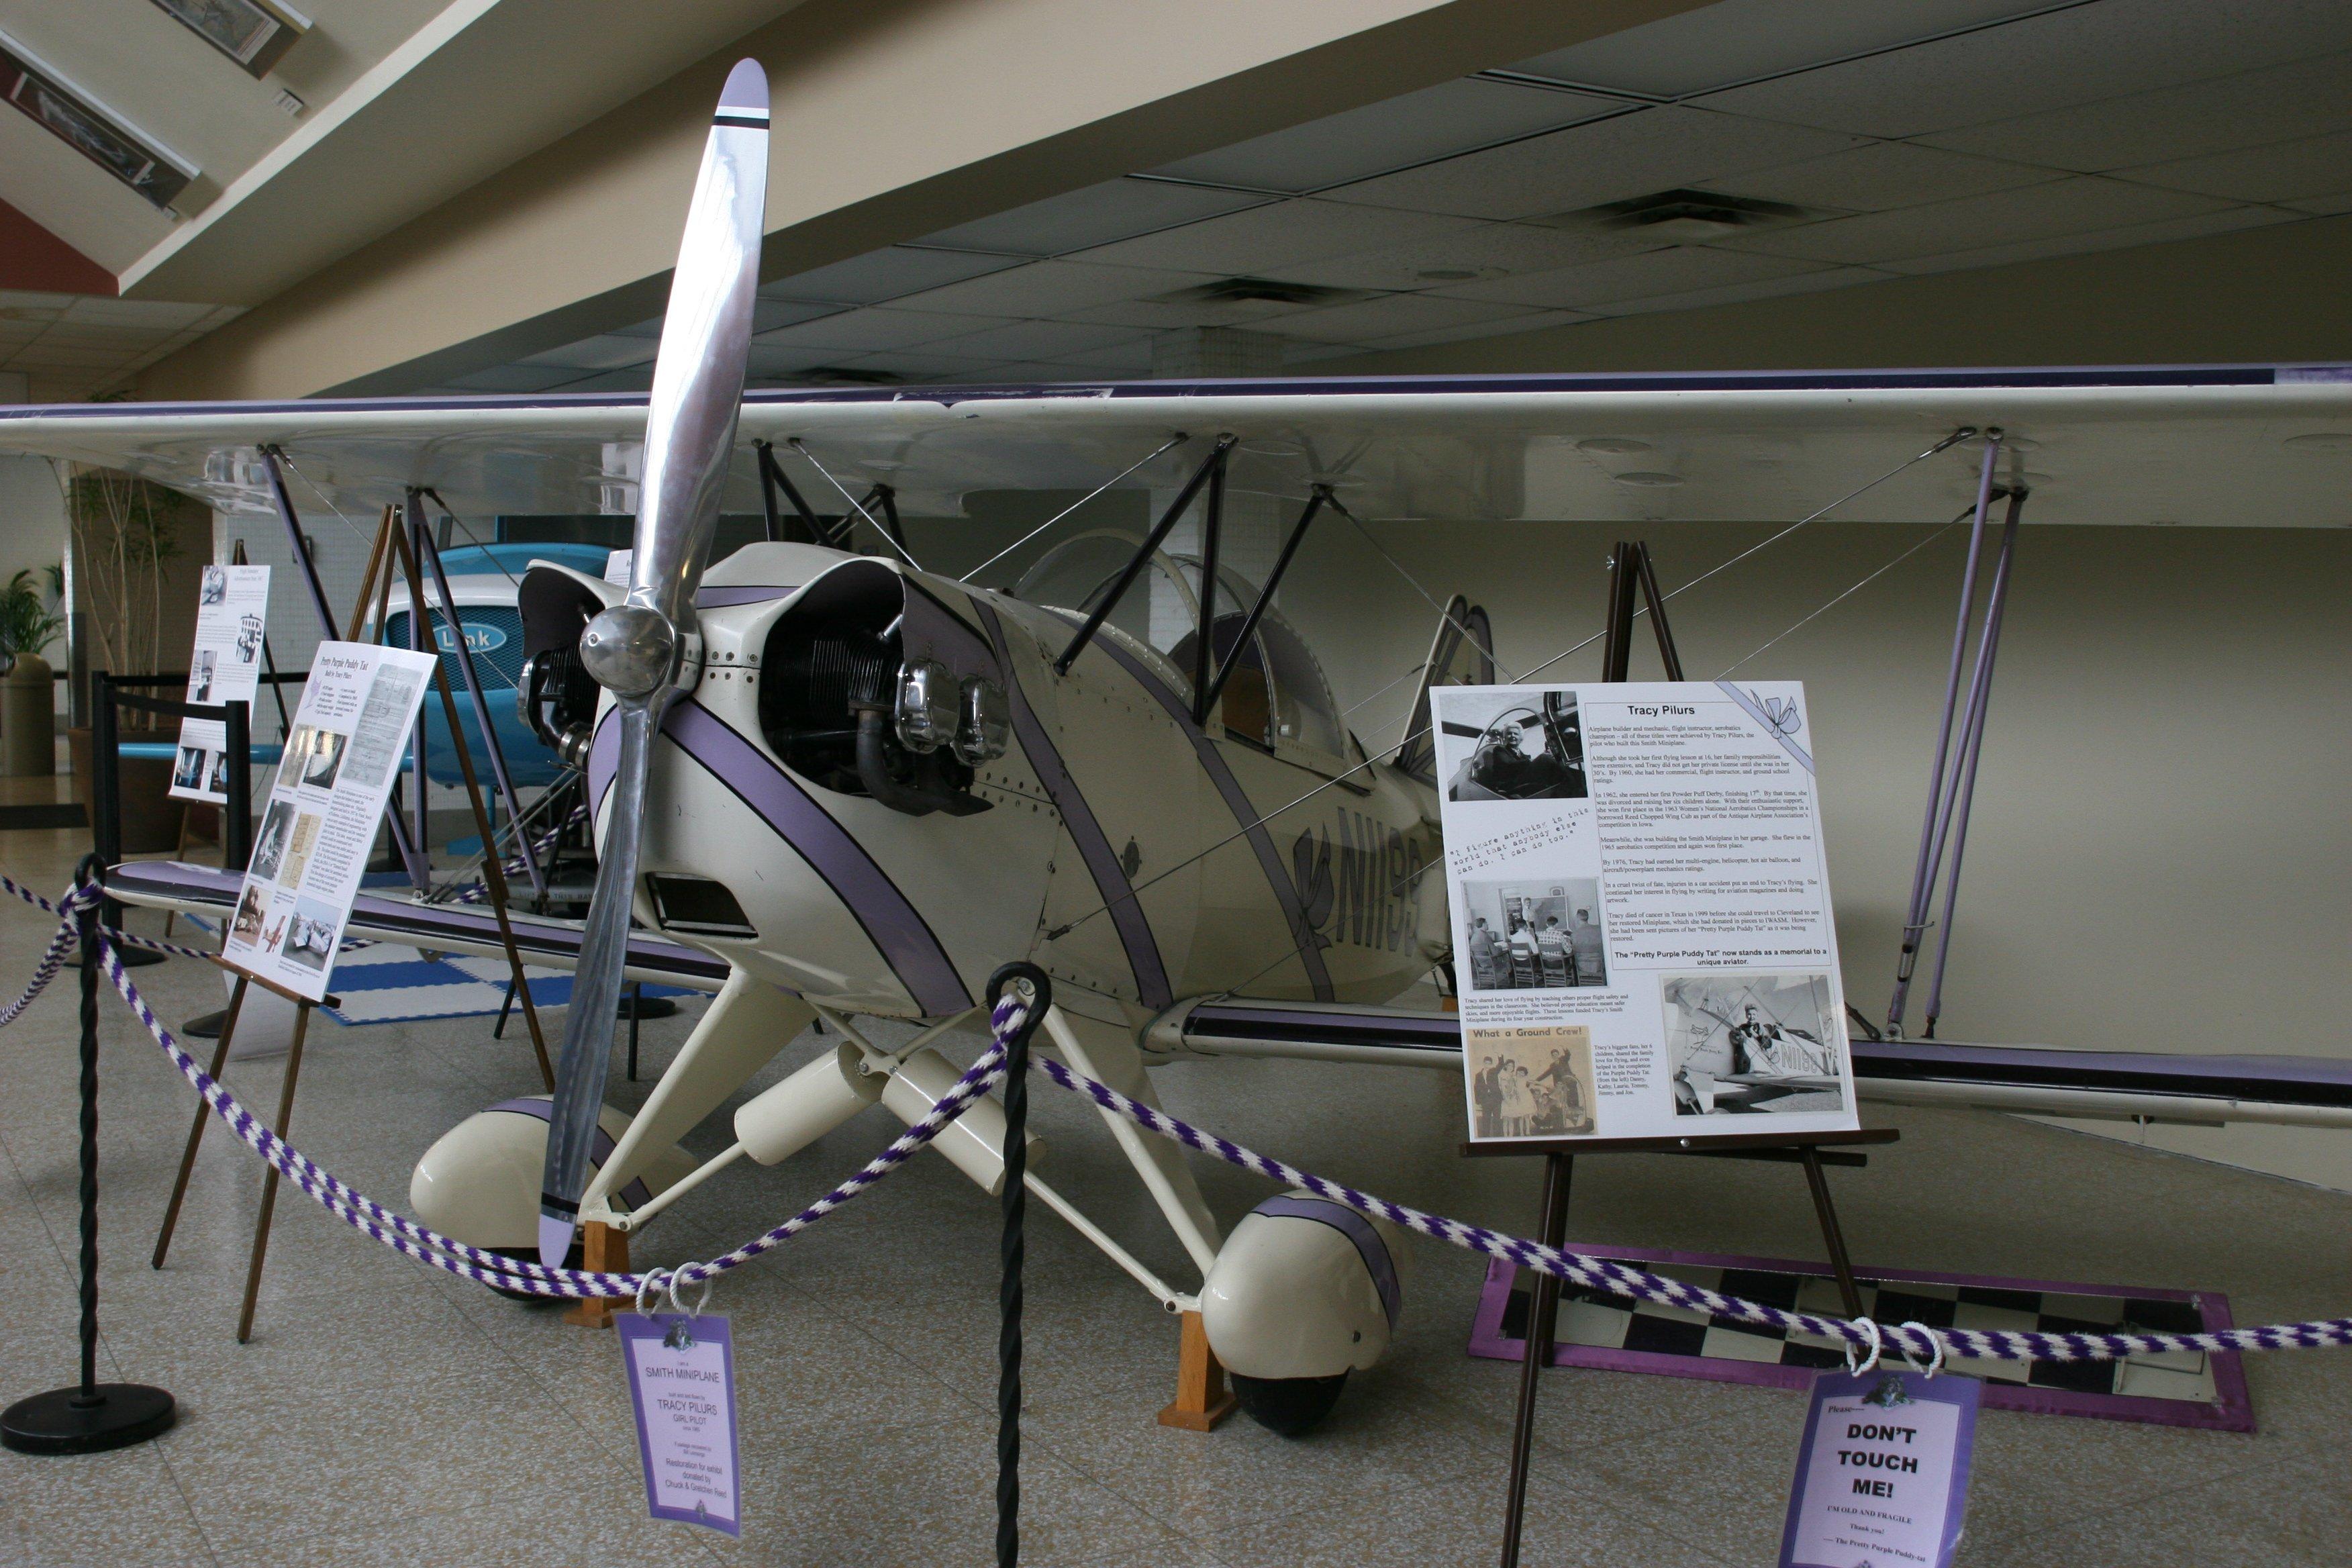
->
0, 855, 177, 1454
1481, 543, 1894, 1567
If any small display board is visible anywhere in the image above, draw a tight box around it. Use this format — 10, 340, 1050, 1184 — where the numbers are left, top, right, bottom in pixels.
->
1781, 1369, 1979, 1568
170, 563, 271, 803
618, 1312, 742, 1536
222, 641, 438, 1001
1432, 681, 1857, 1145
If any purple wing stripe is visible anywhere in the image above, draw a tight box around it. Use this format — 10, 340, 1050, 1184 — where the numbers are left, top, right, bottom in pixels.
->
660, 701, 971, 1016
973, 604, 1172, 1009
1067, 624, 1334, 1001
1256, 1193, 1400, 1330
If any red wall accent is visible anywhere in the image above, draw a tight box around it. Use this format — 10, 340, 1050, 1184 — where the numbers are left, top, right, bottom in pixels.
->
0, 195, 115, 295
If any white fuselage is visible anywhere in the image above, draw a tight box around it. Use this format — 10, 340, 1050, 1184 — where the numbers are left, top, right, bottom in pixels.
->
577, 542, 1443, 1029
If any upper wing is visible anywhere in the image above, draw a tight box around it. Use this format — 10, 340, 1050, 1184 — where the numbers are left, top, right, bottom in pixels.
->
5, 364, 2349, 531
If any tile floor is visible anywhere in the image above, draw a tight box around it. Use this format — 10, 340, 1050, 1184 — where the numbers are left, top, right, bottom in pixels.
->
1, 816, 2348, 1565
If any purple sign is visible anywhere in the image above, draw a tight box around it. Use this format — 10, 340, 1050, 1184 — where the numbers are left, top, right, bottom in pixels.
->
1780, 1369, 1978, 1568
618, 1312, 742, 1536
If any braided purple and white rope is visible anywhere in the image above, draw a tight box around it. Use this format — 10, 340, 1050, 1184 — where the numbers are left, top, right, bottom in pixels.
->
99, 937, 1026, 1299
1, 875, 211, 1030
0, 904, 80, 1027
1031, 1055, 2352, 1366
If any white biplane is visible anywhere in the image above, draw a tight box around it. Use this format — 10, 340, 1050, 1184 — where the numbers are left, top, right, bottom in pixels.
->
11, 60, 2352, 1433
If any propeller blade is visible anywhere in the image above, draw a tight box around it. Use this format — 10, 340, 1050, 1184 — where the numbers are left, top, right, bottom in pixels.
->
538, 58, 769, 1267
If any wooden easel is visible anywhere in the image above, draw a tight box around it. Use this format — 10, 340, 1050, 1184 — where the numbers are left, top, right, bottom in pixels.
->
150, 959, 341, 1344
150, 505, 558, 1339
1479, 543, 1896, 1567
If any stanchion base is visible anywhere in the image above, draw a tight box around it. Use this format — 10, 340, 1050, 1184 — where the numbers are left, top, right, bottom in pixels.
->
618, 994, 677, 1021
1, 1383, 175, 1455
113, 946, 168, 970
181, 1008, 226, 1039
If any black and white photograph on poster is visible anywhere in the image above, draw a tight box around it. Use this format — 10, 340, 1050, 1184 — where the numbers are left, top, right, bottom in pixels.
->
281, 812, 322, 889
199, 566, 227, 606
281, 897, 344, 974
1438, 689, 1586, 801
275, 724, 313, 790
1663, 973, 1846, 1117
228, 883, 267, 944
250, 798, 295, 883
207, 750, 230, 795
1466, 1025, 1596, 1138
299, 729, 348, 791
342, 665, 426, 789
1459, 877, 1606, 990
173, 745, 208, 791
190, 648, 217, 703
234, 612, 264, 662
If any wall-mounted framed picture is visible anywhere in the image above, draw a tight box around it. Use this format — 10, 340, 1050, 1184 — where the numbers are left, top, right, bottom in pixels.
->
0, 32, 197, 209
148, 0, 311, 79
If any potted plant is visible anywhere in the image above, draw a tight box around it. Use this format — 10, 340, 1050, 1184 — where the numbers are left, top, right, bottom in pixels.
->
63, 466, 199, 850
0, 566, 64, 777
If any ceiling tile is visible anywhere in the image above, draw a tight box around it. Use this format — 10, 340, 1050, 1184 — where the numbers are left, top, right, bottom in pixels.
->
1259, 293, 1540, 345
1920, 49, 2352, 170
753, 307, 1023, 353
1501, 0, 2044, 99
924, 320, 1153, 360
915, 179, 1271, 256
1069, 200, 1481, 274
1583, 264, 1898, 317
555, 367, 656, 393
2284, 190, 2352, 215
2116, 128, 2352, 202
1148, 78, 1626, 194
1871, 204, 2299, 275
882, 259, 1223, 317
59, 298, 211, 329
1715, 177, 2237, 264
446, 364, 584, 394
1701, 142, 2059, 213
1324, 107, 1863, 221
760, 246, 1025, 305
0, 292, 75, 317
1359, 307, 1594, 352
1267, 220, 1666, 292
519, 334, 657, 371
1059, 293, 1328, 330
1428, 245, 1832, 309
830, 350, 1001, 381
1693, 0, 2352, 140
1056, 338, 1160, 371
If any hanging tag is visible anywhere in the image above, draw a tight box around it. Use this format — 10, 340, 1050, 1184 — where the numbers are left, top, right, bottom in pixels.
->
617, 1311, 742, 1536
1779, 1369, 1979, 1568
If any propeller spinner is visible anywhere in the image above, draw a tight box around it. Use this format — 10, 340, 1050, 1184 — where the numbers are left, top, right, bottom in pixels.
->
539, 58, 770, 1267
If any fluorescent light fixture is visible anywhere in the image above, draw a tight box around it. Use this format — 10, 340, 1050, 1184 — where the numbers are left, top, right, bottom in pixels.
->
0, 28, 197, 208
148, 0, 310, 77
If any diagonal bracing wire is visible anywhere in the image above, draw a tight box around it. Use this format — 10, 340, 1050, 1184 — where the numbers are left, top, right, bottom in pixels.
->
1716, 506, 1977, 679
789, 438, 925, 573
960, 434, 1191, 585
1044, 428, 1976, 944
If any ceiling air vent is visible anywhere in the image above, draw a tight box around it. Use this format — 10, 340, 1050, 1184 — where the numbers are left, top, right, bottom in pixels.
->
796, 366, 904, 387
1150, 278, 1373, 309
1532, 188, 1820, 242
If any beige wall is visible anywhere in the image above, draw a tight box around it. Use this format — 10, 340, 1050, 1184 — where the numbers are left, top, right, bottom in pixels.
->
1268, 513, 2352, 1189
134, 0, 1712, 401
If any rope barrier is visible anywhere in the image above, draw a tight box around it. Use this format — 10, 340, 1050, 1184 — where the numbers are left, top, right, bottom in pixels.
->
7, 898, 2349, 1368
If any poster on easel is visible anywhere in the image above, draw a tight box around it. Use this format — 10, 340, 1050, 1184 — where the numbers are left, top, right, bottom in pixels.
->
222, 641, 438, 1001
169, 563, 273, 803
1432, 681, 1858, 1146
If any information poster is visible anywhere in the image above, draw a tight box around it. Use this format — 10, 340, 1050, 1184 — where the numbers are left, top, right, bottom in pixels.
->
618, 1312, 742, 1536
170, 563, 271, 803
1433, 681, 1857, 1144
222, 641, 438, 1001
1781, 1369, 1979, 1568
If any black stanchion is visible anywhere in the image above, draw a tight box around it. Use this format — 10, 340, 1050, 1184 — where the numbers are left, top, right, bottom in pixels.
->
1, 857, 176, 1455
986, 962, 1052, 1568
88, 672, 164, 969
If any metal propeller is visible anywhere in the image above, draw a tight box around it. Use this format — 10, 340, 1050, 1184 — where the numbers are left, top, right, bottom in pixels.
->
538, 58, 769, 1267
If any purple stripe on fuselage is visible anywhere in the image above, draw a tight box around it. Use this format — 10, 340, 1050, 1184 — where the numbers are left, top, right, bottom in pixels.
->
696, 585, 795, 607
1256, 1193, 1400, 1330
972, 603, 1171, 1010
1066, 622, 1334, 1001
659, 701, 971, 1016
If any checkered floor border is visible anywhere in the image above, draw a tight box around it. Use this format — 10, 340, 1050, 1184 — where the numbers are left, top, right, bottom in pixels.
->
322, 944, 691, 1026
1469, 1245, 2252, 1432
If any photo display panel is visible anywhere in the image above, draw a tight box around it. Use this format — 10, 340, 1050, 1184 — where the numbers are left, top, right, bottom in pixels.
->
1432, 681, 1857, 1144
169, 563, 271, 803
222, 641, 438, 1001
